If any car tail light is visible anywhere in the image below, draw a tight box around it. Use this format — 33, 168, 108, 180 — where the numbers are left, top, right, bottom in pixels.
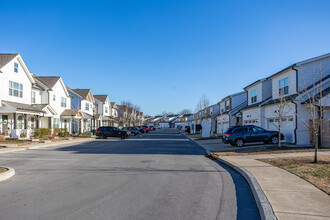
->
96, 129, 98, 132
226, 133, 232, 136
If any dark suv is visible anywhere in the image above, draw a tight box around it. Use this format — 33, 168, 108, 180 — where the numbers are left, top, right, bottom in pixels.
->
96, 126, 129, 139
222, 125, 284, 147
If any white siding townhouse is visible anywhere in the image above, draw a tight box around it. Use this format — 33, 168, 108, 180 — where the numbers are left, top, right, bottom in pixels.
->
94, 95, 113, 127
32, 75, 72, 132
110, 102, 119, 127
0, 54, 73, 138
259, 53, 330, 145
0, 54, 46, 138
66, 87, 96, 133
241, 78, 272, 128
216, 91, 247, 134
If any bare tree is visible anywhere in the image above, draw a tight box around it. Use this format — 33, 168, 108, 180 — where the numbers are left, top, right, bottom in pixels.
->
195, 94, 210, 112
268, 93, 291, 148
120, 100, 141, 127
162, 111, 174, 116
179, 109, 192, 115
287, 65, 327, 163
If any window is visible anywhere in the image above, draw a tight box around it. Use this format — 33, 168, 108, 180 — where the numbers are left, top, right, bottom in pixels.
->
14, 62, 18, 73
85, 103, 89, 111
279, 77, 289, 95
17, 116, 23, 129
105, 106, 108, 113
53, 95, 56, 101
31, 91, 36, 104
253, 127, 265, 133
30, 117, 35, 129
9, 81, 23, 98
225, 100, 230, 110
61, 97, 66, 107
251, 89, 257, 103
235, 128, 247, 133
53, 118, 60, 128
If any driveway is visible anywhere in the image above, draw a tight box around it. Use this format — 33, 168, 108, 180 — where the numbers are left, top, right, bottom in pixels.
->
0, 128, 259, 220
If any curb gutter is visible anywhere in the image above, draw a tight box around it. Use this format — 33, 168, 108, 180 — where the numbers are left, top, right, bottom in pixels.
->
0, 167, 15, 182
185, 134, 277, 220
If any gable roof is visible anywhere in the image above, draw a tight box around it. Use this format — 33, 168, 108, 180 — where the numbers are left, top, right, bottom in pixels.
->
66, 86, 82, 98
0, 54, 35, 84
72, 89, 91, 99
2, 100, 45, 113
243, 78, 267, 90
33, 76, 60, 89
61, 109, 82, 117
267, 53, 330, 80
0, 54, 18, 69
94, 95, 108, 103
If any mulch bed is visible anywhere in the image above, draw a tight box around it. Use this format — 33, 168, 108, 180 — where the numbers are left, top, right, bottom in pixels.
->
0, 167, 8, 174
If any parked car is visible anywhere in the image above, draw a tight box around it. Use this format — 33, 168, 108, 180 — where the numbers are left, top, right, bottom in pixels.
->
142, 126, 150, 132
96, 126, 129, 139
137, 126, 148, 133
124, 127, 140, 136
196, 124, 202, 131
185, 126, 191, 133
222, 125, 284, 147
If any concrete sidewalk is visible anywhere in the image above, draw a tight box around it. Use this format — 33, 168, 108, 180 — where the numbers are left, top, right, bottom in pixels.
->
0, 138, 95, 154
218, 152, 330, 220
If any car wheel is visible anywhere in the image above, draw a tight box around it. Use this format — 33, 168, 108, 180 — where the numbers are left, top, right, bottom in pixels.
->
100, 134, 106, 139
121, 135, 125, 139
235, 138, 245, 147
271, 136, 279, 144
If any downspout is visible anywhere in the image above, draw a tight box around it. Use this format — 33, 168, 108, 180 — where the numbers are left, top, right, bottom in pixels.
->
291, 65, 298, 144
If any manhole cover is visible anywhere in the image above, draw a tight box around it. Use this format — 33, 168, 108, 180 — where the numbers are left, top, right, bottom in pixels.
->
140, 160, 155, 163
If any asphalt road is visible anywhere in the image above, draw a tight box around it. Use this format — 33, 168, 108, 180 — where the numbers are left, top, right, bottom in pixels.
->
0, 128, 259, 220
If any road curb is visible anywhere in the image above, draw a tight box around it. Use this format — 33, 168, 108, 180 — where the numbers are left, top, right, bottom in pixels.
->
0, 167, 15, 182
185, 134, 277, 220
0, 138, 95, 153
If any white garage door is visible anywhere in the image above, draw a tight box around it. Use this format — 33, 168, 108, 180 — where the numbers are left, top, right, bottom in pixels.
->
202, 120, 211, 138
267, 117, 295, 143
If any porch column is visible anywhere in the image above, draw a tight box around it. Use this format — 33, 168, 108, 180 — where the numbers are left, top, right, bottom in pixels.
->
48, 117, 52, 129
13, 113, 17, 129
24, 114, 27, 129
36, 116, 40, 129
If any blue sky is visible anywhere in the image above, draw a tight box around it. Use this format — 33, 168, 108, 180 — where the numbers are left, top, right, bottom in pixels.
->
1, 0, 330, 115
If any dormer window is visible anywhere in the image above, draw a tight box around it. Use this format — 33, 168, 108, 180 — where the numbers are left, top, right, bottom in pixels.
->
225, 100, 230, 111
14, 63, 18, 73
53, 95, 56, 101
251, 89, 257, 103
105, 106, 108, 113
85, 103, 89, 111
279, 77, 289, 96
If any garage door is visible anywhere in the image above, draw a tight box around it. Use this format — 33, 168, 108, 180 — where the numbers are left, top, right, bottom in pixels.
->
267, 116, 295, 143
202, 120, 211, 138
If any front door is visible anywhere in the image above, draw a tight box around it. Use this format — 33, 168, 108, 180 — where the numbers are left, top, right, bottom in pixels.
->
2, 115, 9, 136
